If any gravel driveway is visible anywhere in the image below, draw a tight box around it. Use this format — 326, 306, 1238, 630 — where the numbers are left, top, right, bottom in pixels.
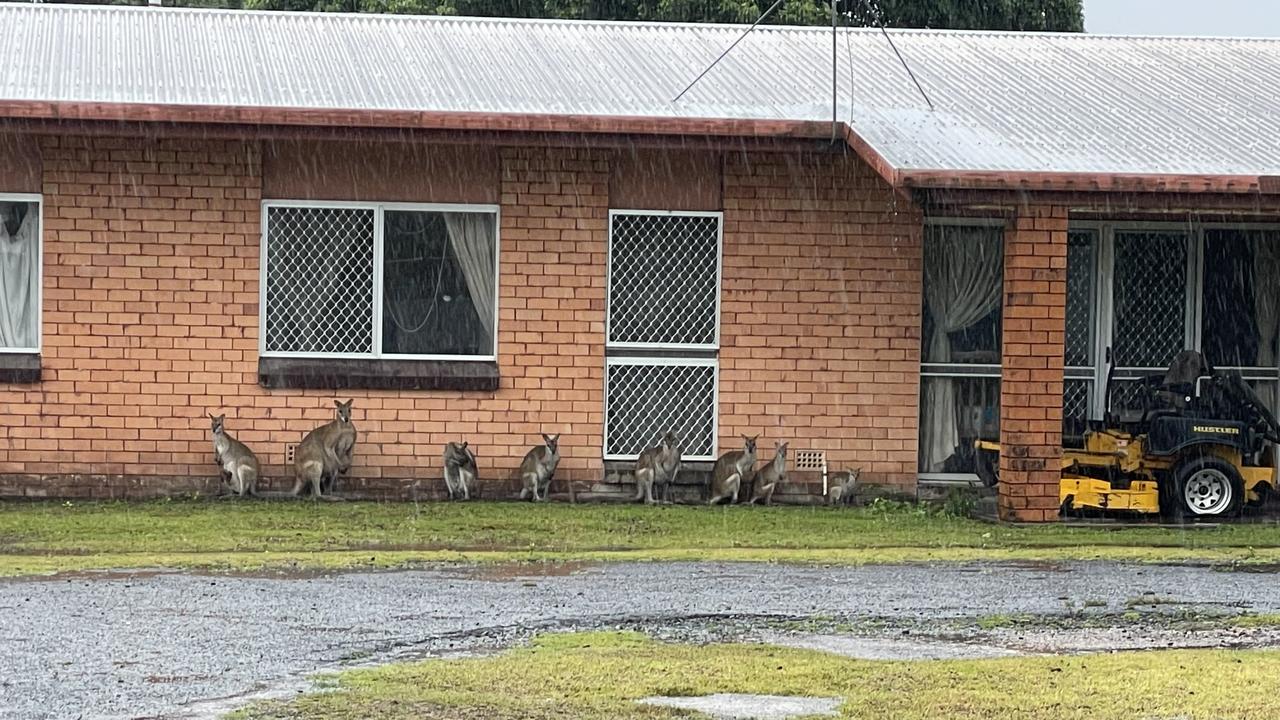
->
2, 560, 1277, 720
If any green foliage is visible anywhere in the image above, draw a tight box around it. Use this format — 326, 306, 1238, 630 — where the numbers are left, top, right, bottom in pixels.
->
233, 0, 1083, 31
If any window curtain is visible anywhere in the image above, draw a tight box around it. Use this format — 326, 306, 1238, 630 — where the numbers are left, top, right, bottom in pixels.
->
0, 204, 37, 349
1255, 236, 1280, 368
920, 230, 1002, 472
443, 213, 496, 350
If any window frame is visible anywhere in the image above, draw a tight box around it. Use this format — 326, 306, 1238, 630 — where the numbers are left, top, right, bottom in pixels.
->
918, 216, 1006, 485
0, 193, 43, 355
602, 355, 720, 462
259, 199, 501, 362
605, 208, 724, 352
603, 208, 724, 461
1065, 220, 1280, 422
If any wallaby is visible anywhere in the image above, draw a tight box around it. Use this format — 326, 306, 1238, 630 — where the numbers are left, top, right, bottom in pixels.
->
443, 441, 478, 501
209, 413, 259, 498
291, 399, 356, 500
708, 434, 758, 505
749, 441, 788, 506
826, 468, 861, 506
518, 433, 560, 502
633, 431, 682, 505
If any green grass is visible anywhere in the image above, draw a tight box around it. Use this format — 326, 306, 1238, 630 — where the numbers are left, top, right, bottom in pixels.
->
2, 499, 1280, 576
232, 630, 1280, 719
1231, 613, 1280, 628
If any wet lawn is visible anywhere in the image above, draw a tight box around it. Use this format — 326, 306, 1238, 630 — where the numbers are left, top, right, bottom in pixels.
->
233, 630, 1280, 720
1, 499, 1280, 575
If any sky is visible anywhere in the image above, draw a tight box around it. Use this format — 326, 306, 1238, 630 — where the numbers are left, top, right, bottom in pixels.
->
1083, 0, 1280, 37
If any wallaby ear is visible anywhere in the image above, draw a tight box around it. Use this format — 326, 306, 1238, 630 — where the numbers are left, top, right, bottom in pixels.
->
461, 441, 468, 449
334, 399, 341, 408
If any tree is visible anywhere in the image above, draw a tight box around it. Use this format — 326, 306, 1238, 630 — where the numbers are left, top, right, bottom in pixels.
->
239, 0, 1084, 32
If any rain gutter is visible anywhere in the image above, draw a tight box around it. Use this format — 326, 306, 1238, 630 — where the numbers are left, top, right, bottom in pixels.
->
1, 99, 1275, 195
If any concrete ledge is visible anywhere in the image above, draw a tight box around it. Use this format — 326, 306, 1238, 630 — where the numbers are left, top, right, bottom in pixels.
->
258, 357, 499, 392
0, 353, 40, 384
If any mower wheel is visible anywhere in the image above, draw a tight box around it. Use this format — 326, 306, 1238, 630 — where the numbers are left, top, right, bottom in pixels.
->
1172, 456, 1243, 519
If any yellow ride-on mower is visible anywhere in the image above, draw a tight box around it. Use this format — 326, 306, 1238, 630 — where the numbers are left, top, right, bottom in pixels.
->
976, 350, 1280, 520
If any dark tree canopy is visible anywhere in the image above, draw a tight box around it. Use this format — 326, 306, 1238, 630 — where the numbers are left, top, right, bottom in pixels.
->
79, 0, 1083, 32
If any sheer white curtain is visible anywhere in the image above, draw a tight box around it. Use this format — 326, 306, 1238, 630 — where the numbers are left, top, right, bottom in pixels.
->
0, 204, 37, 349
444, 212, 496, 352
920, 229, 1002, 472
1255, 236, 1280, 368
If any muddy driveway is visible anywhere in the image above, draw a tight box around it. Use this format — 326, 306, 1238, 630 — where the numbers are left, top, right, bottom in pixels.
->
2, 560, 1278, 719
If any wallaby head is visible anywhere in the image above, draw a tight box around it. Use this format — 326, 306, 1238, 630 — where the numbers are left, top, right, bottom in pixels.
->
209, 413, 226, 435
742, 434, 759, 456
445, 441, 470, 460
662, 431, 679, 452
542, 433, 560, 455
774, 441, 788, 461
334, 399, 354, 423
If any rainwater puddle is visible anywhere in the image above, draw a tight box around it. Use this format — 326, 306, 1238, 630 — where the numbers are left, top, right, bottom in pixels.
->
764, 632, 1024, 660
639, 693, 842, 719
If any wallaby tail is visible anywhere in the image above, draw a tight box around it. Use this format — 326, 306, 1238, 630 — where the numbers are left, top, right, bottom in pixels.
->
239, 465, 259, 497
632, 470, 648, 502
294, 459, 323, 497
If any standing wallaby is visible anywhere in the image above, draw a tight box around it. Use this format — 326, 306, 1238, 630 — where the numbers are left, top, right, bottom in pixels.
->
633, 431, 682, 505
826, 468, 861, 506
518, 433, 560, 502
209, 413, 259, 498
443, 441, 478, 501
292, 399, 356, 500
708, 435, 758, 505
749, 441, 788, 506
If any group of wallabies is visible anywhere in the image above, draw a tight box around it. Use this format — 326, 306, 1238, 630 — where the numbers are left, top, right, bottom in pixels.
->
209, 400, 862, 505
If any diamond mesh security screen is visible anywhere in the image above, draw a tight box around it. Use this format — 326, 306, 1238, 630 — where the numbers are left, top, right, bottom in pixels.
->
264, 206, 376, 355
1063, 378, 1091, 429
608, 213, 720, 346
1066, 231, 1096, 368
1112, 231, 1187, 368
605, 361, 716, 460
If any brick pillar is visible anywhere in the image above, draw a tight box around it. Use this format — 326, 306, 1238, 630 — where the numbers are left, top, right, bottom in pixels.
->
998, 205, 1068, 522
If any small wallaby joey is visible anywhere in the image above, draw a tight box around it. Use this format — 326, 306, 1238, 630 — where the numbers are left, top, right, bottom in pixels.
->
519, 433, 560, 502
443, 441, 478, 501
633, 431, 682, 505
826, 468, 861, 506
708, 434, 758, 505
292, 399, 356, 500
209, 413, 259, 498
749, 441, 788, 506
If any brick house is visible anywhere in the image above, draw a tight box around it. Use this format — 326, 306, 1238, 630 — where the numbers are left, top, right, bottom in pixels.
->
1, 5, 1279, 520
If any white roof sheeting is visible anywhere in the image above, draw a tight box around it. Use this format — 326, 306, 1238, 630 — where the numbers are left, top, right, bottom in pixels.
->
2, 3, 1280, 181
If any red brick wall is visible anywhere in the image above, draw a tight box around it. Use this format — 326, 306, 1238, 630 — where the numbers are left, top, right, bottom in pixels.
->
0, 134, 922, 498
720, 151, 923, 487
997, 204, 1068, 521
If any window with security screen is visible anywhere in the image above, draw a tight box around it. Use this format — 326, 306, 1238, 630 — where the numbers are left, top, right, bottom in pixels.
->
262, 203, 499, 359
605, 211, 722, 461
607, 212, 720, 347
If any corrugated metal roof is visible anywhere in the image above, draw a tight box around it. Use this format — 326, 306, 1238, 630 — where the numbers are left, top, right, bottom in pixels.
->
2, 3, 1280, 181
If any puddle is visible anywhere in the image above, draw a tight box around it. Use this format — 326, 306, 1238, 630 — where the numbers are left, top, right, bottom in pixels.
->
639, 694, 842, 719
444, 561, 597, 582
1212, 563, 1280, 574
4, 568, 180, 583
765, 633, 1023, 660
